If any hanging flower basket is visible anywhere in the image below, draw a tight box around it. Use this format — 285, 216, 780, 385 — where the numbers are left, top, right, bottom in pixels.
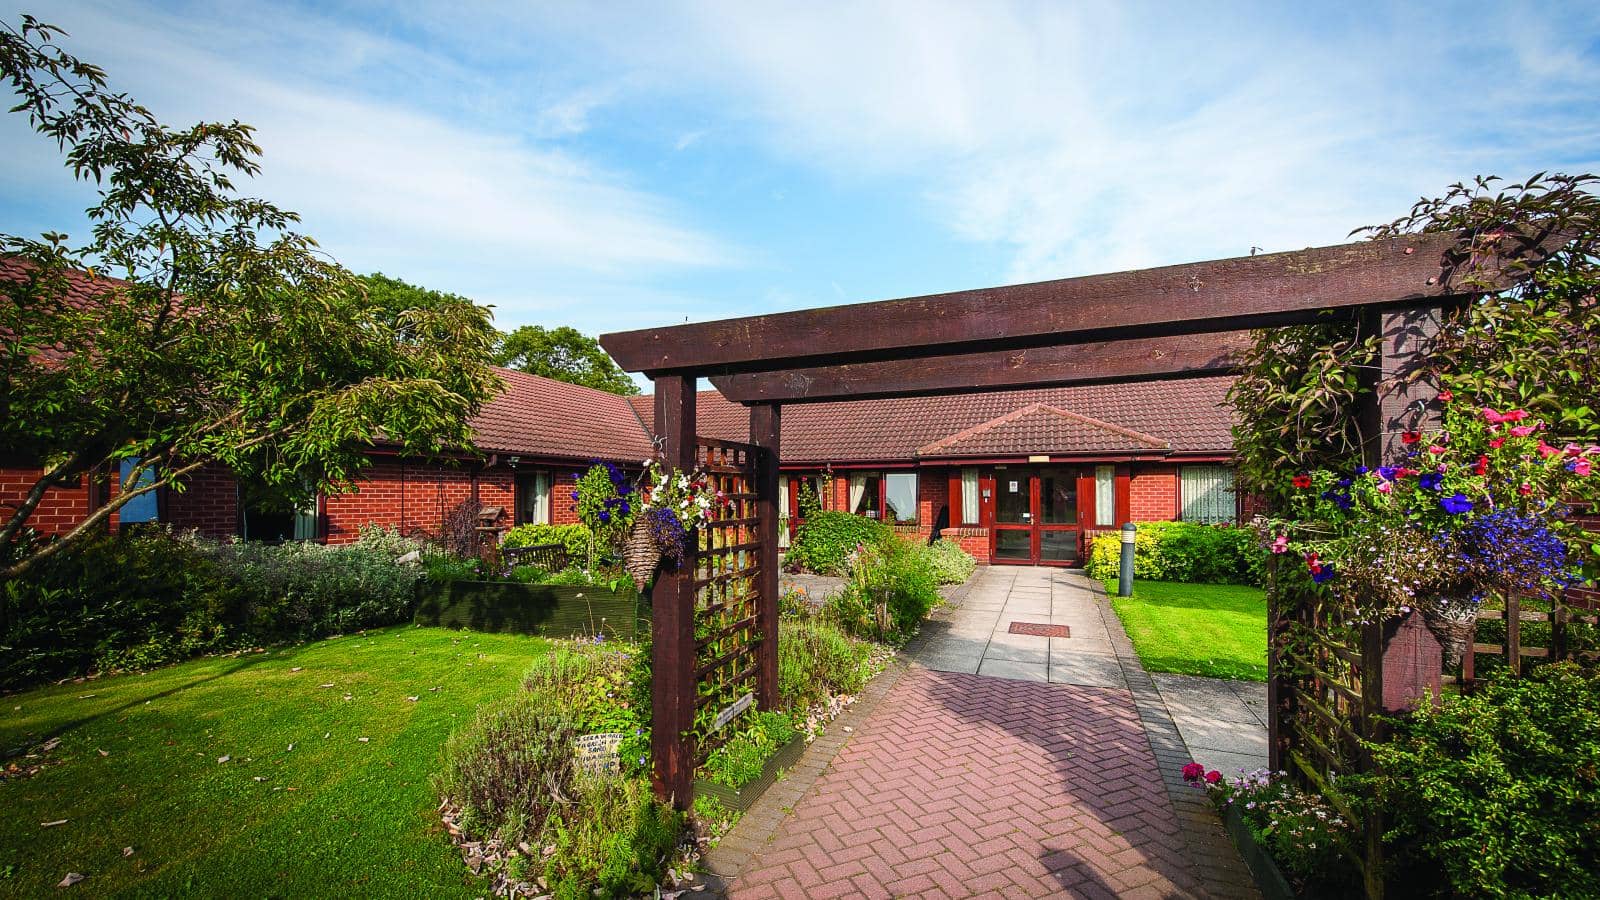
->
1419, 596, 1478, 669
622, 516, 662, 593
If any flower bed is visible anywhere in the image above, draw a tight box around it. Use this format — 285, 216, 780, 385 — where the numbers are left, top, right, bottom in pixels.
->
414, 580, 645, 640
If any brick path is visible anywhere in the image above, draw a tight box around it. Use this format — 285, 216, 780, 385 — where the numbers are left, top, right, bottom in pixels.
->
716, 567, 1259, 899
728, 667, 1197, 898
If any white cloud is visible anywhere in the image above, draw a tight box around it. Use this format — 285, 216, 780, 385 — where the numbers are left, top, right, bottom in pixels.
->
2, 1, 733, 281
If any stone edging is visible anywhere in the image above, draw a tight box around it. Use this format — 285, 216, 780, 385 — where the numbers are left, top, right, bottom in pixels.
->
1086, 578, 1263, 900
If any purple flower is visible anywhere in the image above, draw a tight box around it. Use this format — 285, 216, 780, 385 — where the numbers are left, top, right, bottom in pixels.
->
1439, 492, 1473, 515
618, 500, 631, 515
1354, 465, 1370, 475
1376, 466, 1399, 481
1311, 565, 1337, 584
570, 491, 580, 501
599, 510, 612, 523
1418, 472, 1444, 491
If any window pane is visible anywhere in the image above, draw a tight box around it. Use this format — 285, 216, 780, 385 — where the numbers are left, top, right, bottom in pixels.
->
1094, 465, 1115, 527
849, 473, 882, 518
960, 468, 979, 525
885, 473, 918, 525
995, 473, 1028, 524
118, 458, 159, 525
1181, 466, 1236, 525
1038, 468, 1077, 525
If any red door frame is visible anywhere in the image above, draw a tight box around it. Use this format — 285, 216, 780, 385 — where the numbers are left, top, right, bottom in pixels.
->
989, 466, 1085, 567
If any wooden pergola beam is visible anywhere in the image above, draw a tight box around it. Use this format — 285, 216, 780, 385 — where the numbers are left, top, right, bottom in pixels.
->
710, 330, 1254, 403
602, 233, 1495, 375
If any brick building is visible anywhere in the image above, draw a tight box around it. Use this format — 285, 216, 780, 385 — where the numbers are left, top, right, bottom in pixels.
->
3, 367, 1243, 566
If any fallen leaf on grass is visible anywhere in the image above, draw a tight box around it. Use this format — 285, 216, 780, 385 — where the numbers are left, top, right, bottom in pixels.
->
289, 667, 303, 673
357, 737, 369, 743
77, 694, 96, 700
39, 737, 61, 753
96, 749, 108, 757
41, 819, 68, 827
287, 743, 294, 752
57, 872, 85, 887
319, 683, 335, 688
122, 847, 134, 858
253, 777, 266, 782
405, 696, 419, 703
216, 755, 230, 764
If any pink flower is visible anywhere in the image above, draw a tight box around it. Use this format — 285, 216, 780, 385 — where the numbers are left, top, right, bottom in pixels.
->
1427, 445, 1447, 455
1270, 535, 1289, 555
1508, 425, 1536, 438
1519, 483, 1533, 496
1576, 458, 1594, 476
1538, 440, 1562, 459
1182, 762, 1205, 781
1489, 437, 1506, 449
1483, 408, 1530, 425
1438, 389, 1453, 402
1376, 481, 1394, 494
1204, 770, 1223, 784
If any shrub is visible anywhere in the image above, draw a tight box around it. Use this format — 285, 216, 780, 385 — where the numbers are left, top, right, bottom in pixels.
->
825, 539, 940, 643
1084, 521, 1264, 586
1359, 663, 1600, 899
925, 539, 976, 584
1202, 768, 1359, 896
205, 539, 422, 639
436, 692, 579, 843
350, 524, 426, 559
702, 709, 798, 789
502, 523, 593, 567
438, 641, 680, 898
0, 528, 425, 690
784, 510, 893, 576
420, 551, 482, 584
1, 529, 238, 689
779, 618, 873, 710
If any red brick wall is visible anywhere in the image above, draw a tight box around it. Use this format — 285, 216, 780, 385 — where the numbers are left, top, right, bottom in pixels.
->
0, 465, 109, 535
167, 464, 238, 538
325, 459, 499, 544
1130, 464, 1178, 521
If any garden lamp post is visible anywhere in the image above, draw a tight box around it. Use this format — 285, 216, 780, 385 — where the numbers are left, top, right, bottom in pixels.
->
1119, 523, 1136, 597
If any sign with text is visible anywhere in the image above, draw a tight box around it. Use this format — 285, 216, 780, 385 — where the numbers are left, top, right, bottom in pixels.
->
712, 692, 754, 732
575, 732, 624, 773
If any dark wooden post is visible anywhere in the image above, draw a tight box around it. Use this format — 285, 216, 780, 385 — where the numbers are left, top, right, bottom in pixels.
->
1503, 592, 1522, 677
749, 403, 782, 711
651, 375, 697, 809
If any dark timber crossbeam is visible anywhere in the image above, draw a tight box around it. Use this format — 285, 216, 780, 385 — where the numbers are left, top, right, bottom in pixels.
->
602, 233, 1504, 376
710, 330, 1254, 403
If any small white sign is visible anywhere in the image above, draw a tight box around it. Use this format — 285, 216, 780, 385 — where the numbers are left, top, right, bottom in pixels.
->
1008, 481, 1019, 493
712, 692, 755, 731
575, 732, 624, 773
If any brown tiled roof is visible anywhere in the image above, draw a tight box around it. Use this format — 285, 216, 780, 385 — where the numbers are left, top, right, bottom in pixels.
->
667, 376, 1237, 463
916, 403, 1170, 457
469, 368, 653, 463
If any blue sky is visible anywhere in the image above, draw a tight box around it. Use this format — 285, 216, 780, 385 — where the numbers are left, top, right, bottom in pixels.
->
4, 1, 1599, 366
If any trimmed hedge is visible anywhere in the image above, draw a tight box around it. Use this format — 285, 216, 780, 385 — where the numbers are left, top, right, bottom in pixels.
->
1084, 521, 1265, 586
783, 511, 893, 576
926, 539, 977, 585
502, 523, 592, 565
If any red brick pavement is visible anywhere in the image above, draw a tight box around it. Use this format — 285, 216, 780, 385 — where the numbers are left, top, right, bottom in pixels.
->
728, 668, 1199, 899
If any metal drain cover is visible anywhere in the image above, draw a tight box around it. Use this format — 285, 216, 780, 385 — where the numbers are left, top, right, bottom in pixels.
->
1008, 622, 1069, 638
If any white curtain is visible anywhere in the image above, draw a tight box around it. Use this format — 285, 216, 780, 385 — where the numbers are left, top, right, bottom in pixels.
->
1180, 465, 1236, 524
778, 479, 790, 548
1095, 465, 1115, 526
292, 497, 318, 541
848, 473, 867, 514
960, 468, 979, 525
532, 471, 551, 524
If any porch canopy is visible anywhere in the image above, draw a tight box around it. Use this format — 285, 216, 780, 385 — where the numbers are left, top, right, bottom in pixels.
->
597, 230, 1562, 809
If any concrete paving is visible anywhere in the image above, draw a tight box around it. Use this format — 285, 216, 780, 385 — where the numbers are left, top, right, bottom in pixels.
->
1152, 673, 1270, 776
915, 566, 1129, 690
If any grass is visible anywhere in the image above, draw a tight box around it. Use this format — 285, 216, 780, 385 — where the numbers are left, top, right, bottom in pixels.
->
0, 626, 555, 898
1108, 580, 1268, 681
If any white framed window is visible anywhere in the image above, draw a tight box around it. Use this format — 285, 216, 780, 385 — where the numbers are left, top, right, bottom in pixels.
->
1180, 465, 1236, 525
1094, 465, 1115, 527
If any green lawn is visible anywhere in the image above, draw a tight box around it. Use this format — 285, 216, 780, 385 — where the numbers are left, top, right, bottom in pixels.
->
1109, 580, 1268, 682
0, 626, 553, 898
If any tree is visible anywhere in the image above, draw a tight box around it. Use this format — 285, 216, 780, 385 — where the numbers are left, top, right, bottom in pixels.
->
0, 16, 501, 584
496, 324, 640, 395
358, 271, 477, 324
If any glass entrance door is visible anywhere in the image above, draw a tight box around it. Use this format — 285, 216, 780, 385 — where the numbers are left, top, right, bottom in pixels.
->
991, 467, 1083, 565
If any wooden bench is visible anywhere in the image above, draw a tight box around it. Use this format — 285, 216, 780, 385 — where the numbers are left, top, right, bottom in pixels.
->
501, 542, 571, 572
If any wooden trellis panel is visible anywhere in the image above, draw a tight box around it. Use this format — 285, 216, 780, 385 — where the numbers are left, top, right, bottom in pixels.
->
690, 438, 768, 763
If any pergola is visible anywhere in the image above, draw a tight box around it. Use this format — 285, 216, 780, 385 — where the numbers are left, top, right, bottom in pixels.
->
598, 230, 1559, 857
